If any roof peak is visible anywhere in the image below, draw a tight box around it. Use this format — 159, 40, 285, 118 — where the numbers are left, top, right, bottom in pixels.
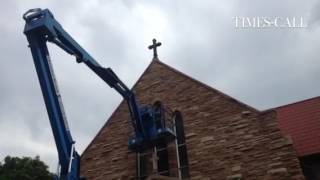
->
81, 59, 261, 156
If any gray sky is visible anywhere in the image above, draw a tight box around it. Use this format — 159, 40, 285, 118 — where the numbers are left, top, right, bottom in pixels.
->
0, 0, 319, 172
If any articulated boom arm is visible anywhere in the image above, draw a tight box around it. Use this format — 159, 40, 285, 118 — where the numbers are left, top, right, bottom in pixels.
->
24, 8, 176, 180
23, 8, 144, 180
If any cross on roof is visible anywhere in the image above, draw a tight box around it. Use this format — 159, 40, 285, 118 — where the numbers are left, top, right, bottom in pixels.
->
148, 38, 162, 59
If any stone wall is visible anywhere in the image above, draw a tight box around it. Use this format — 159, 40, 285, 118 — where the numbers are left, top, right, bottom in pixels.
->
80, 60, 304, 179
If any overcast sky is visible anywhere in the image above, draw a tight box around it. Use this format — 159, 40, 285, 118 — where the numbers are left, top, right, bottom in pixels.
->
0, 0, 319, 172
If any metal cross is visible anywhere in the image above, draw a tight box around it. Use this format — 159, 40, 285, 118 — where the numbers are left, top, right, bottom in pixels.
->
148, 39, 162, 59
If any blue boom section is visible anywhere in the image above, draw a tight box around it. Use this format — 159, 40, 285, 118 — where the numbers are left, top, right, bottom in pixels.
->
23, 9, 145, 140
23, 9, 83, 180
23, 8, 175, 180
26, 33, 73, 176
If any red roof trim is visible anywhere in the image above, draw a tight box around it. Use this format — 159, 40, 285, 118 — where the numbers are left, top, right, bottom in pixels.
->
274, 95, 320, 156
272, 96, 320, 110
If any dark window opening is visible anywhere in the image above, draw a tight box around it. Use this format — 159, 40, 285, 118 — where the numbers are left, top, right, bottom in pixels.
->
174, 111, 190, 179
154, 101, 166, 129
154, 102, 170, 176
156, 140, 170, 176
137, 150, 153, 180
136, 106, 189, 179
137, 145, 170, 179
300, 154, 320, 180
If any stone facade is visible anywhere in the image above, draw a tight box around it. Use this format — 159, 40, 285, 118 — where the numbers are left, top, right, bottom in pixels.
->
80, 60, 305, 179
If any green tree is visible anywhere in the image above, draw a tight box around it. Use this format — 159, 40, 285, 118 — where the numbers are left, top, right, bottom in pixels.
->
0, 155, 54, 180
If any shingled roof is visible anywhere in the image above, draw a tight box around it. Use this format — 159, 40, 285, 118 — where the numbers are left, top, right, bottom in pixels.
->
275, 96, 320, 157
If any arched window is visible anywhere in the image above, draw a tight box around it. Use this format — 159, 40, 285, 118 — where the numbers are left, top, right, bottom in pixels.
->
174, 111, 190, 178
136, 106, 189, 179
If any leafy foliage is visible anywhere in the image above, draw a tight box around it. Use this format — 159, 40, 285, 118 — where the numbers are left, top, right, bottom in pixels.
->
0, 155, 54, 180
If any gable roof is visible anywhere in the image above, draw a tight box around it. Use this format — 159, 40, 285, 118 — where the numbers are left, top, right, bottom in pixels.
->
274, 96, 320, 157
81, 59, 261, 156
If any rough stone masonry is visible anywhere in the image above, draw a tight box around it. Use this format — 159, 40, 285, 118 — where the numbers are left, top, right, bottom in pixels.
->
80, 60, 305, 180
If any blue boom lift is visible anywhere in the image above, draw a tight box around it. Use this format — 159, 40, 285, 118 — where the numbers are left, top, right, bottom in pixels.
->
23, 8, 175, 180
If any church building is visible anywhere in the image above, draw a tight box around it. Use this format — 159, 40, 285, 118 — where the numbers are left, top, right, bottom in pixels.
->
80, 41, 305, 179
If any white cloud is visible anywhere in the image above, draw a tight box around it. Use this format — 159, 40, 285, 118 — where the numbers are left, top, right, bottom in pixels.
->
0, 119, 57, 170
